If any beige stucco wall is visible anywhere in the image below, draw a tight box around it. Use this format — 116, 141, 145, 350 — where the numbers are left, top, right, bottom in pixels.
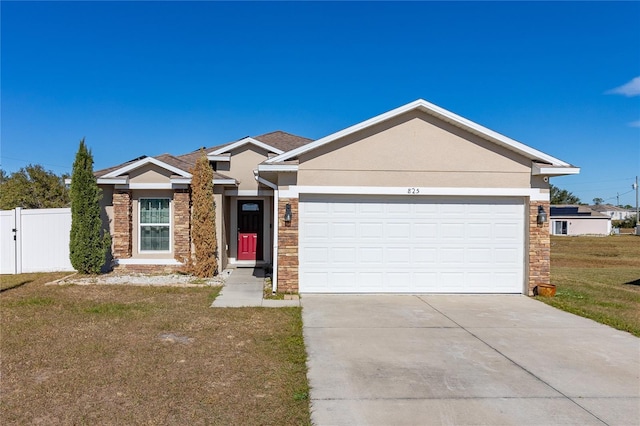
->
216, 146, 269, 190
129, 164, 173, 183
99, 185, 115, 236
297, 109, 534, 188
213, 188, 226, 269
131, 189, 174, 259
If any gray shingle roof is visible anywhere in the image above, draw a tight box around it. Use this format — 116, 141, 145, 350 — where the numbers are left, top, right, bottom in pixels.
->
95, 131, 313, 178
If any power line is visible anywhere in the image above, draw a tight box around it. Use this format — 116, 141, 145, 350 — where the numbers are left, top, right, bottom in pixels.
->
0, 156, 70, 171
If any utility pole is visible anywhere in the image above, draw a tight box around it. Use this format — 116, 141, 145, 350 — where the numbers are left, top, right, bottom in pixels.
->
634, 176, 639, 223
617, 193, 620, 207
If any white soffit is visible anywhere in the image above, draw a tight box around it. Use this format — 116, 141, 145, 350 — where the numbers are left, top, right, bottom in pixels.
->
213, 178, 238, 185
208, 137, 284, 157
532, 163, 580, 176
102, 157, 192, 179
266, 99, 576, 168
257, 163, 299, 172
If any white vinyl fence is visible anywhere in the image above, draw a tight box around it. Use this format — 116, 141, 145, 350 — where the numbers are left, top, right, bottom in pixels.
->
0, 207, 74, 274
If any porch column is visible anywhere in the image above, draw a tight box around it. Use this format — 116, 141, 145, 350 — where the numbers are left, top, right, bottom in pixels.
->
277, 198, 299, 293
112, 190, 132, 259
528, 200, 551, 295
173, 188, 191, 263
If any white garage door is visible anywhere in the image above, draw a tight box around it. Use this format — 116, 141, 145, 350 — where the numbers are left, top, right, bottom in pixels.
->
299, 195, 525, 293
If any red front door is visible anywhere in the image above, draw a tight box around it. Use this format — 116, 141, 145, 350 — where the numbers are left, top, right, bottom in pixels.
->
237, 201, 263, 261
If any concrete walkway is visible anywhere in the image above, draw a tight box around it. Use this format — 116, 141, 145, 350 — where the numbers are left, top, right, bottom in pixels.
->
303, 295, 640, 426
210, 268, 300, 308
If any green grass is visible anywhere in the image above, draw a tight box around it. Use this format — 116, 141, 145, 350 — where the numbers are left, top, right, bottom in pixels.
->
539, 235, 640, 337
1, 273, 311, 425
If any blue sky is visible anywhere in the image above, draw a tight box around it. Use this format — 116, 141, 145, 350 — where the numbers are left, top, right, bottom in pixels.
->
2, 1, 639, 206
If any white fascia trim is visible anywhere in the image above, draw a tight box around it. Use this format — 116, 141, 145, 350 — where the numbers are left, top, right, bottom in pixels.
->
214, 178, 238, 185
209, 137, 284, 156
280, 185, 550, 201
68, 177, 130, 185
115, 182, 188, 189
102, 157, 192, 178
97, 177, 129, 185
115, 258, 183, 266
257, 163, 299, 172
551, 216, 611, 220
126, 183, 174, 189
170, 177, 192, 184
224, 189, 273, 196
532, 164, 581, 176
267, 99, 572, 167
207, 154, 231, 162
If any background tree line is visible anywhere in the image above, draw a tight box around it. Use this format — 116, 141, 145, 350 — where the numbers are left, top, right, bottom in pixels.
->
0, 165, 70, 209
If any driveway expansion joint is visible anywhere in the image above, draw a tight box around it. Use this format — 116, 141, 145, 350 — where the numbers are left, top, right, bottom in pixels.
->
414, 295, 611, 425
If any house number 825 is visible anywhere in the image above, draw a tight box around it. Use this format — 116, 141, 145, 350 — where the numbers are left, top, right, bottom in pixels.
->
407, 188, 420, 194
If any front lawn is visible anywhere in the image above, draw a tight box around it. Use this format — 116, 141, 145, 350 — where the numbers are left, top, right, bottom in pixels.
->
542, 235, 640, 337
0, 273, 311, 425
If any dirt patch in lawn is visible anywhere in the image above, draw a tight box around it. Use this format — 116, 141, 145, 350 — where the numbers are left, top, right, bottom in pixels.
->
1, 274, 310, 425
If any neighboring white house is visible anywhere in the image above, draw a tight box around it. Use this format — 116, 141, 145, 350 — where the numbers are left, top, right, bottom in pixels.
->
590, 204, 635, 220
550, 205, 611, 236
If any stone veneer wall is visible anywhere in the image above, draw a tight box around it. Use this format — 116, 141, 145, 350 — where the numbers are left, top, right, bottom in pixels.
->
112, 190, 132, 259
528, 200, 551, 295
173, 189, 191, 263
277, 198, 299, 293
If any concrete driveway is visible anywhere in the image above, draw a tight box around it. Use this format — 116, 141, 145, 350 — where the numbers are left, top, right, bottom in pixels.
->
302, 295, 640, 426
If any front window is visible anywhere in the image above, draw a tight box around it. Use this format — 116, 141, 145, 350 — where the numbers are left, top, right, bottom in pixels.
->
140, 198, 170, 251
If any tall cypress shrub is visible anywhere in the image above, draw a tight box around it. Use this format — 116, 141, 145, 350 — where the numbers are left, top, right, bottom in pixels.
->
190, 151, 218, 277
69, 139, 110, 274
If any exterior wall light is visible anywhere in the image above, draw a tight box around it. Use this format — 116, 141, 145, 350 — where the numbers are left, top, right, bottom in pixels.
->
537, 205, 547, 225
284, 203, 292, 223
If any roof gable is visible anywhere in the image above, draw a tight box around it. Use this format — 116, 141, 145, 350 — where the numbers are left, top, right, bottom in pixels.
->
101, 156, 192, 179
266, 99, 579, 175
208, 137, 284, 158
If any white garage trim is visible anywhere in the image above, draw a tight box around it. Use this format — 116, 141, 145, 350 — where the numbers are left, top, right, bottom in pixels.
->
280, 185, 549, 201
299, 195, 526, 294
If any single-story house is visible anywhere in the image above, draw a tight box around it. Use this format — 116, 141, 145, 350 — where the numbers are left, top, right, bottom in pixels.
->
590, 204, 635, 221
95, 99, 579, 295
550, 205, 611, 236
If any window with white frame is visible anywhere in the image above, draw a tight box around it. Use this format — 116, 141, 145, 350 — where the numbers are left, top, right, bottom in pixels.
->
139, 198, 171, 251
553, 220, 568, 235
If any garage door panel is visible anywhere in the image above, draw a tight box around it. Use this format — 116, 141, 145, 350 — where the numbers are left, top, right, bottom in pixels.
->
332, 272, 358, 287
468, 223, 492, 239
468, 248, 493, 263
386, 247, 411, 264
304, 222, 329, 239
305, 272, 329, 290
304, 247, 329, 263
495, 223, 520, 239
413, 223, 438, 239
360, 247, 383, 263
360, 222, 384, 238
332, 247, 356, 263
299, 195, 525, 293
387, 272, 412, 289
495, 247, 520, 264
413, 247, 437, 263
333, 222, 357, 238
386, 222, 411, 239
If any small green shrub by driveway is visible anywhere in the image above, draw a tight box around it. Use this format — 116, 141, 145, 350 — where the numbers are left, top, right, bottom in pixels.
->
539, 236, 640, 337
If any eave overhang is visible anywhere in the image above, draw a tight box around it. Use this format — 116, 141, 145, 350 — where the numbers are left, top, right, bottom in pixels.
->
532, 163, 580, 177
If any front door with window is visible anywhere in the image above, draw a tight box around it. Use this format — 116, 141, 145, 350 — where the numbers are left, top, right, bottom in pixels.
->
237, 201, 263, 261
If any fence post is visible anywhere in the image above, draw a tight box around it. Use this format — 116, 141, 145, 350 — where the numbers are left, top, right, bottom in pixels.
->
14, 207, 22, 274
